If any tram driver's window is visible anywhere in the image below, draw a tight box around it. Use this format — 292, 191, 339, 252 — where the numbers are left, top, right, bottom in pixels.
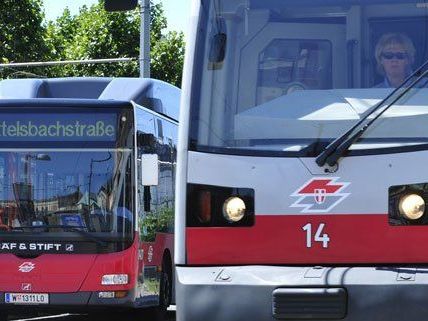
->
369, 18, 427, 88
256, 39, 332, 105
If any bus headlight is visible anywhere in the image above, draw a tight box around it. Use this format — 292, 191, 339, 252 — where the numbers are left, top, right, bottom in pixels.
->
398, 194, 425, 220
101, 274, 129, 285
223, 197, 246, 222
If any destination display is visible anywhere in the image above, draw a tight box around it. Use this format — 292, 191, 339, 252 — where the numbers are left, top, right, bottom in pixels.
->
0, 113, 117, 141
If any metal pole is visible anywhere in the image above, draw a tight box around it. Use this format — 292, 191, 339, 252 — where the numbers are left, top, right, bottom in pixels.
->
140, 0, 151, 78
0, 58, 135, 69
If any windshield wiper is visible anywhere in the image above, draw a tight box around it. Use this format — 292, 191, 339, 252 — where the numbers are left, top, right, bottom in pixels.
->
316, 64, 428, 168
10, 225, 109, 247
52, 225, 110, 247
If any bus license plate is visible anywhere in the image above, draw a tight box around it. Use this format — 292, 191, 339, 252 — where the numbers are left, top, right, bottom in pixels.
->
5, 293, 49, 305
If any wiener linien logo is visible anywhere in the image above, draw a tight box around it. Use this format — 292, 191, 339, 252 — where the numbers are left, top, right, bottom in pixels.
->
291, 177, 350, 213
18, 262, 36, 273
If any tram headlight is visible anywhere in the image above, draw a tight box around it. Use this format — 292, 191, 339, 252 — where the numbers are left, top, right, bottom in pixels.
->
398, 194, 425, 220
223, 197, 246, 222
187, 184, 254, 227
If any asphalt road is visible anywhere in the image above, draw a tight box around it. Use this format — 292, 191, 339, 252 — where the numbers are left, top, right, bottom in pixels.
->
10, 309, 176, 321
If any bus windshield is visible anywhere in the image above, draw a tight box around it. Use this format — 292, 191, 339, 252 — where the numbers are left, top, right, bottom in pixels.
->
191, 0, 428, 156
0, 107, 134, 246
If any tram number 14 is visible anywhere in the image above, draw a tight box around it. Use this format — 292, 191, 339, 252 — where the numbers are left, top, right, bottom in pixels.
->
302, 223, 330, 248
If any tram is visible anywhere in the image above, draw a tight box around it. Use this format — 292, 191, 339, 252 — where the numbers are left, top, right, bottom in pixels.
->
175, 1, 428, 320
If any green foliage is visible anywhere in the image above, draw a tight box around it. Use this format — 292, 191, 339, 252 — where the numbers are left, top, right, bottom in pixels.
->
140, 206, 174, 242
0, 0, 185, 86
0, 0, 50, 78
152, 31, 185, 87
45, 2, 138, 77
44, 0, 185, 86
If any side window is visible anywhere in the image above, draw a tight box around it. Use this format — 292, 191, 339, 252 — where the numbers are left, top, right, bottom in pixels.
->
136, 108, 156, 242
369, 19, 427, 88
136, 109, 177, 241
153, 118, 174, 234
158, 119, 176, 233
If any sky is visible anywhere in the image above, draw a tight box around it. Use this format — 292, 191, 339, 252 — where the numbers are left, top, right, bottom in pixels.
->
41, 0, 191, 33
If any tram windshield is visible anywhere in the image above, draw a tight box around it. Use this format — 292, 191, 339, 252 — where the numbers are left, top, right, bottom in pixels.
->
190, 0, 428, 156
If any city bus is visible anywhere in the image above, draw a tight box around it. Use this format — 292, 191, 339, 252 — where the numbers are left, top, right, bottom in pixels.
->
0, 77, 179, 320
175, 0, 428, 320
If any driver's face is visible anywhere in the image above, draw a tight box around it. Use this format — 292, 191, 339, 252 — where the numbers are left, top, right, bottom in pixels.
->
380, 43, 410, 80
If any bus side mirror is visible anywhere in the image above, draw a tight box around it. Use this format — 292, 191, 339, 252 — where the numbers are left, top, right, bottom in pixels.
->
137, 133, 156, 152
104, 0, 138, 12
141, 154, 159, 186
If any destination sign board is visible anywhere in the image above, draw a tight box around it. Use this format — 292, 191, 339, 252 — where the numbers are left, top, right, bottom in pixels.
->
0, 113, 117, 142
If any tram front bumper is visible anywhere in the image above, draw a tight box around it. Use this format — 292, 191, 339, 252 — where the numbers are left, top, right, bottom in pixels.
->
176, 265, 428, 321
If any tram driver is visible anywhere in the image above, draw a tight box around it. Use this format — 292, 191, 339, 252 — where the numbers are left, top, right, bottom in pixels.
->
374, 33, 416, 88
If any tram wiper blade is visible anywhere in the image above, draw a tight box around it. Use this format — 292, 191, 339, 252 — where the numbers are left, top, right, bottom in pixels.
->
316, 65, 428, 168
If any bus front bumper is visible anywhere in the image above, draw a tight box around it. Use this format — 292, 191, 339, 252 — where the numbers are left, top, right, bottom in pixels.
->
176, 265, 428, 321
0, 290, 138, 313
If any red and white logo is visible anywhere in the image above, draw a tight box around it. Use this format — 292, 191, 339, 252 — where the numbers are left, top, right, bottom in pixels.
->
18, 262, 35, 273
21, 283, 32, 291
314, 189, 327, 204
291, 177, 350, 213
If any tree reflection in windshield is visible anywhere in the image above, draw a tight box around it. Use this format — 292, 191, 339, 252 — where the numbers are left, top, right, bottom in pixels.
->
0, 150, 133, 235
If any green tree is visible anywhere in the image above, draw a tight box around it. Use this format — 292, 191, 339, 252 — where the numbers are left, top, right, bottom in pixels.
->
45, 1, 185, 87
0, 0, 50, 78
151, 31, 185, 87
45, 8, 78, 60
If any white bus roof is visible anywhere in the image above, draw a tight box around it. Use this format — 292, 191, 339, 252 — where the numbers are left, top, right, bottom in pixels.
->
0, 77, 180, 121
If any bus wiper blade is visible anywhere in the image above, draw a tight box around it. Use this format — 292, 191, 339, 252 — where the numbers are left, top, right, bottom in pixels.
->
316, 67, 428, 168
51, 225, 109, 247
12, 225, 109, 247
10, 225, 86, 231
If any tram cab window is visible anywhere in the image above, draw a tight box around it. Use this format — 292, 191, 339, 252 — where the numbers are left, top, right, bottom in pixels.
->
256, 39, 332, 105
246, 15, 428, 107
235, 12, 347, 110
368, 18, 428, 88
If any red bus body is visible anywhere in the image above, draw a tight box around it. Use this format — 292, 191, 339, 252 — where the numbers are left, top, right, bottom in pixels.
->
0, 78, 179, 317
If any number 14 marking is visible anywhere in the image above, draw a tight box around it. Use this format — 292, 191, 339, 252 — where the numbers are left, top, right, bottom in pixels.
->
302, 223, 330, 248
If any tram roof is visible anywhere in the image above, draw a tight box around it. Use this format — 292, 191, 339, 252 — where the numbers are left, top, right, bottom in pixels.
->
250, 0, 419, 7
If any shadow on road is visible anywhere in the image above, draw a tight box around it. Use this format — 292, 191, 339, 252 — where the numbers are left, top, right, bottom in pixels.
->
11, 311, 175, 321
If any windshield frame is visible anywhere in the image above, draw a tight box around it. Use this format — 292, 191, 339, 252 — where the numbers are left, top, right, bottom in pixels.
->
0, 101, 136, 254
